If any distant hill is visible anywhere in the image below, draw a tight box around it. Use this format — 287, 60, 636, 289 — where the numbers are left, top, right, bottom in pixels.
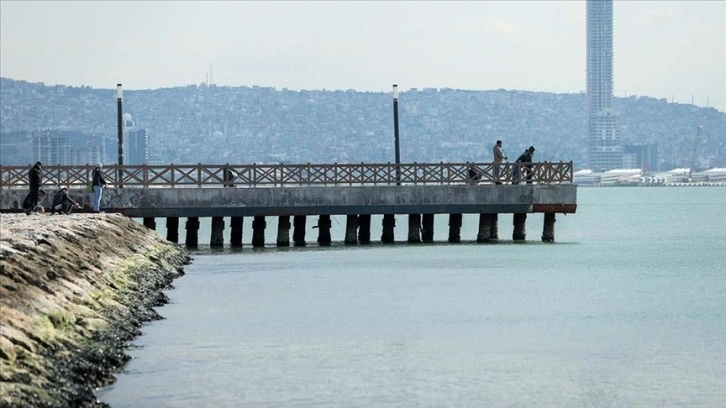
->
1, 77, 724, 169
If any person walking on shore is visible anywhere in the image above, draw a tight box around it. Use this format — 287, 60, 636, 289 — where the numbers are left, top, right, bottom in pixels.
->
91, 163, 107, 213
493, 140, 508, 184
26, 161, 42, 215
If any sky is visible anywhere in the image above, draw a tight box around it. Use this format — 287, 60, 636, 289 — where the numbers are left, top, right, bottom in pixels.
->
1, 1, 724, 112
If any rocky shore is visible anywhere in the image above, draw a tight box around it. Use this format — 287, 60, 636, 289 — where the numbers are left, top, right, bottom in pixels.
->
0, 213, 190, 407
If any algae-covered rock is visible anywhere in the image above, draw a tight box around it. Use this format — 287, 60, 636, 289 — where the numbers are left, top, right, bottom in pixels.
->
0, 213, 190, 407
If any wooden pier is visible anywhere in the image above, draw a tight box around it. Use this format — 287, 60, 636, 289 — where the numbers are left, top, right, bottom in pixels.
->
1, 162, 577, 246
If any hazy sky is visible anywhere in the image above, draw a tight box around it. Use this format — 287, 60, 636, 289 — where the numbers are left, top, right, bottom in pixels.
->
1, 1, 724, 112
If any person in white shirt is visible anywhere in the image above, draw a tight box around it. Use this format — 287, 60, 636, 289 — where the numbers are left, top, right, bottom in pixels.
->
492, 140, 508, 184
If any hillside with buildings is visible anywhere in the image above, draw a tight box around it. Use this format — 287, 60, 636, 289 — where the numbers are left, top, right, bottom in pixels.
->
1, 77, 724, 171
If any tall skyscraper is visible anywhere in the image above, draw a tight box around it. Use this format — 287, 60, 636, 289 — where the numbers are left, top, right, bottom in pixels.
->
127, 128, 149, 165
587, 0, 622, 170
122, 113, 149, 165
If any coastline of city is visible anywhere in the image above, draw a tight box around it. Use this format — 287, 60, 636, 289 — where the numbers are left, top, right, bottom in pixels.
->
1, 77, 724, 175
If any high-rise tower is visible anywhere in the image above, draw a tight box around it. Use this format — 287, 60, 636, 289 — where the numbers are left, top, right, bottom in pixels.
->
587, 0, 622, 170
122, 113, 149, 165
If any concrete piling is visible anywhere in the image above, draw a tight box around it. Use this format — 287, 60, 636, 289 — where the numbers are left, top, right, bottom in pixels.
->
317, 215, 332, 246
230, 216, 243, 247
408, 214, 421, 243
293, 215, 306, 246
448, 213, 462, 243
166, 216, 179, 243
358, 214, 371, 244
277, 215, 291, 247
252, 216, 266, 247
490, 213, 499, 239
210, 216, 225, 246
421, 213, 434, 242
381, 214, 396, 243
542, 212, 556, 242
185, 217, 200, 248
477, 213, 492, 242
344, 214, 358, 245
143, 217, 156, 230
513, 213, 527, 240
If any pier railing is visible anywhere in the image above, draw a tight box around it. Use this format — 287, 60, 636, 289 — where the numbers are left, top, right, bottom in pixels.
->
0, 161, 573, 189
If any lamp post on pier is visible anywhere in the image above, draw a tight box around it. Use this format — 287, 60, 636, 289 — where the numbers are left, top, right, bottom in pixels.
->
116, 84, 124, 188
393, 84, 401, 186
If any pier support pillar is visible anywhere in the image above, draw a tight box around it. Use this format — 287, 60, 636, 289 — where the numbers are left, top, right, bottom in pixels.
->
421, 214, 434, 243
185, 217, 200, 248
210, 216, 225, 247
513, 213, 527, 241
230, 216, 243, 247
491, 213, 499, 239
358, 214, 371, 244
276, 216, 291, 247
252, 216, 266, 247
381, 214, 396, 243
477, 213, 493, 243
344, 215, 358, 245
448, 213, 462, 243
166, 217, 179, 243
541, 212, 556, 242
293, 215, 306, 247
143, 217, 156, 231
408, 214, 421, 243
317, 215, 332, 246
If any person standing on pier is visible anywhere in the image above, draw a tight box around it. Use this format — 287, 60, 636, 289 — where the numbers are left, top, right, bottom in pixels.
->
26, 161, 42, 215
91, 163, 107, 213
515, 146, 536, 184
493, 140, 508, 184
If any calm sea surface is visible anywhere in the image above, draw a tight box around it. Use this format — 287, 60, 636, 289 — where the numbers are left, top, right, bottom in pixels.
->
97, 187, 726, 407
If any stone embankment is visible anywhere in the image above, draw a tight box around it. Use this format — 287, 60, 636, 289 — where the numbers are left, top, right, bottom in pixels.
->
0, 213, 190, 407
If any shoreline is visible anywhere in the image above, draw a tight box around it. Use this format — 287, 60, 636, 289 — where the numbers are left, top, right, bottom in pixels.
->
0, 213, 190, 407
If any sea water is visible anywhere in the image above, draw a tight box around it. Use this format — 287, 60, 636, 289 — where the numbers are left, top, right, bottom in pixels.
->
97, 187, 726, 407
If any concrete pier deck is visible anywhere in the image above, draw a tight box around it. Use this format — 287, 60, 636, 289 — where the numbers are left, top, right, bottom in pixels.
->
1, 184, 576, 218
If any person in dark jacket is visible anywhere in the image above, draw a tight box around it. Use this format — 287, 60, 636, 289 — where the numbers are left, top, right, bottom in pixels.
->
22, 189, 46, 215
50, 187, 81, 215
27, 161, 42, 214
514, 146, 536, 184
223, 166, 238, 187
91, 163, 107, 212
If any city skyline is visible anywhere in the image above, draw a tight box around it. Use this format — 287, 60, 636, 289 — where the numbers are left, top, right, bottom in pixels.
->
1, 1, 724, 112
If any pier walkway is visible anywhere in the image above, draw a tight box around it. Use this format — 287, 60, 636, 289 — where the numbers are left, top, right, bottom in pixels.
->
1, 162, 576, 246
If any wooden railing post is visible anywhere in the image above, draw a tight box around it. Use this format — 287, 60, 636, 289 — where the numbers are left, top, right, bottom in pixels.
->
568, 161, 573, 183
197, 163, 202, 188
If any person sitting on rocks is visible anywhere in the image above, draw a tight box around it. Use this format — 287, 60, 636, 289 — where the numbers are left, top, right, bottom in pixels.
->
50, 187, 81, 215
